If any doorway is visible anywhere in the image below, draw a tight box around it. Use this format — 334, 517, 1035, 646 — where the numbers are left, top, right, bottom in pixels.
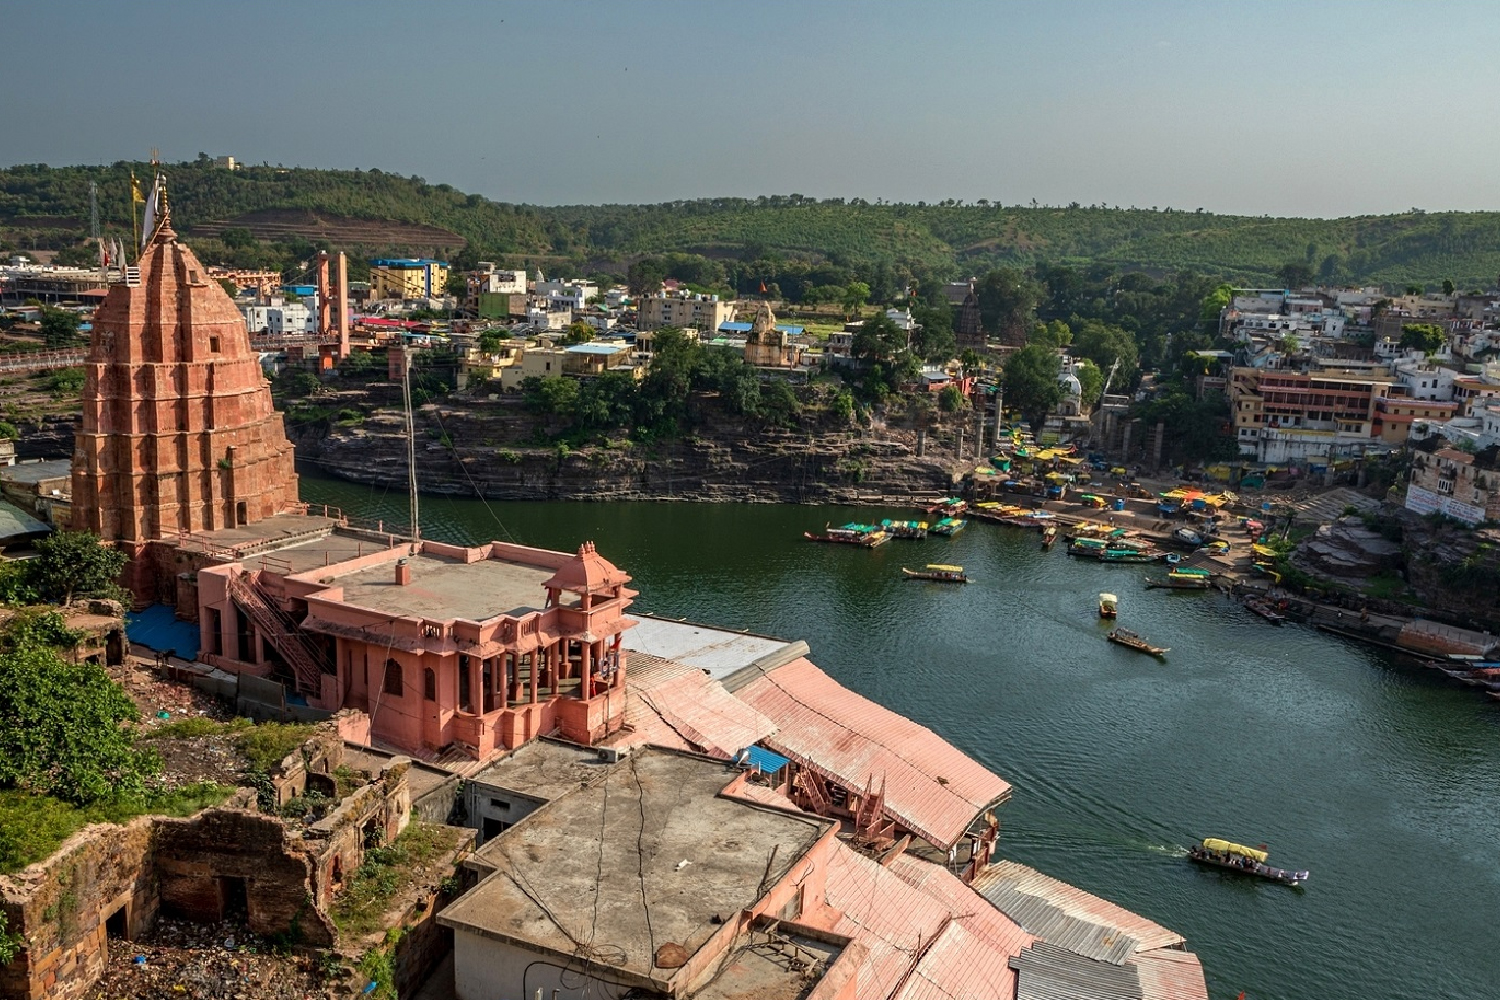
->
105, 905, 128, 939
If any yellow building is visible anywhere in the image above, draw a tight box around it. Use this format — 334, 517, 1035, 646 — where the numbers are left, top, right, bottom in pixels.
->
369, 258, 449, 300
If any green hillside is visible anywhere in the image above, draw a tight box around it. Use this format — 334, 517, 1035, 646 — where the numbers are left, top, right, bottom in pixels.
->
3, 160, 1499, 288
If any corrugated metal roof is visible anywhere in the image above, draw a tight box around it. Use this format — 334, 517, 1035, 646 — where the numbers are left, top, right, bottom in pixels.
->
1012, 941, 1141, 1000
736, 657, 1011, 849
973, 861, 1185, 960
885, 854, 1034, 960
1131, 947, 1209, 1000
744, 745, 789, 774
608, 652, 776, 757
980, 884, 1139, 965
823, 844, 1030, 1000
622, 616, 794, 680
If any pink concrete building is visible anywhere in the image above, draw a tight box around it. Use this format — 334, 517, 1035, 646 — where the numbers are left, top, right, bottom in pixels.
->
197, 537, 636, 755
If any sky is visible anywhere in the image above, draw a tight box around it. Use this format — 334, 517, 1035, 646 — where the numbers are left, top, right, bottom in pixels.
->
5, 0, 1500, 218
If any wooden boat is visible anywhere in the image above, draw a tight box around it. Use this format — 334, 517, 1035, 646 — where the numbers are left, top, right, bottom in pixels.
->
1041, 524, 1058, 548
1245, 597, 1286, 624
1107, 628, 1168, 657
1099, 593, 1118, 619
804, 522, 890, 547
924, 497, 968, 516
1145, 568, 1212, 590
1172, 527, 1205, 548
882, 518, 929, 540
1101, 547, 1156, 563
902, 563, 969, 583
1189, 838, 1308, 887
1069, 537, 1108, 557
930, 517, 967, 537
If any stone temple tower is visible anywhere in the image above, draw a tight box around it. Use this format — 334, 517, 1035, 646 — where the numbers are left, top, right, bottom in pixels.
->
71, 202, 299, 587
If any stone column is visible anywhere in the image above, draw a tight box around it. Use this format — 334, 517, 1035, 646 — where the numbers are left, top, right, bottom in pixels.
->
581, 641, 594, 700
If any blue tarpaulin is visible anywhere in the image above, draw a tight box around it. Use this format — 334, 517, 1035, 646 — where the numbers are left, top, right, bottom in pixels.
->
743, 745, 790, 775
125, 604, 200, 661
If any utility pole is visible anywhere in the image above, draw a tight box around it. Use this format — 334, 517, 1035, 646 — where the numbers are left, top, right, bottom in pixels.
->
401, 350, 421, 546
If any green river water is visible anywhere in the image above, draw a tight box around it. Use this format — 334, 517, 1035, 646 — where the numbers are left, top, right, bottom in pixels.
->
300, 466, 1499, 1000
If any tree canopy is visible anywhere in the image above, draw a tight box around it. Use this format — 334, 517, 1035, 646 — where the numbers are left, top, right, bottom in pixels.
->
1003, 344, 1063, 433
1400, 322, 1446, 355
27, 531, 128, 605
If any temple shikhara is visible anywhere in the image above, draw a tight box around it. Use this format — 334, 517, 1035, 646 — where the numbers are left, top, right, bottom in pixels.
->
71, 204, 299, 600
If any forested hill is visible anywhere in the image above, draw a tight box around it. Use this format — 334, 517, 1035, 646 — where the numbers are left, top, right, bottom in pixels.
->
4, 159, 1500, 287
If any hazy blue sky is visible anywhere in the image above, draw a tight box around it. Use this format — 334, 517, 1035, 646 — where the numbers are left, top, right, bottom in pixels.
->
5, 0, 1499, 217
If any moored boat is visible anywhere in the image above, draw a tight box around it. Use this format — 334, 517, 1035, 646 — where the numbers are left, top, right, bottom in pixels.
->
1106, 628, 1168, 657
882, 518, 929, 540
1101, 547, 1156, 563
1145, 567, 1212, 590
1041, 524, 1059, 548
1069, 536, 1109, 557
1245, 597, 1286, 624
1099, 592, 1118, 619
1188, 838, 1309, 887
924, 497, 968, 516
804, 522, 890, 547
930, 517, 967, 537
902, 563, 969, 583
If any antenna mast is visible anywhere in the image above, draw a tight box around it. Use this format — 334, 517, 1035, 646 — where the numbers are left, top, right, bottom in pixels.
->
400, 349, 421, 547
89, 181, 103, 278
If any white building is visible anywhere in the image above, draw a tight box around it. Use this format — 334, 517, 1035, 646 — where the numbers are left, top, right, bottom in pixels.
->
470, 263, 528, 296
241, 298, 314, 335
535, 279, 597, 311
1394, 361, 1456, 401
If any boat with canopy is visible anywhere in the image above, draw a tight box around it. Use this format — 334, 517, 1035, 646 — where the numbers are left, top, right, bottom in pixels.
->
901, 564, 970, 583
1189, 838, 1309, 887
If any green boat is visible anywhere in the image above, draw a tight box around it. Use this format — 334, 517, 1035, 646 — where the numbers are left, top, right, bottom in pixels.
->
881, 518, 929, 540
930, 517, 967, 537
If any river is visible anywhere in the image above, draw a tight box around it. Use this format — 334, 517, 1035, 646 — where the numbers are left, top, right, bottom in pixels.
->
300, 466, 1500, 1000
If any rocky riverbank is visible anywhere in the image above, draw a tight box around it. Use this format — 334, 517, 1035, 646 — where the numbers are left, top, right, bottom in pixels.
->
289, 394, 974, 504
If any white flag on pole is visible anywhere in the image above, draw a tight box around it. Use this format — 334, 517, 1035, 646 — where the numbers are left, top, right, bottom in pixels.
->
140, 173, 161, 251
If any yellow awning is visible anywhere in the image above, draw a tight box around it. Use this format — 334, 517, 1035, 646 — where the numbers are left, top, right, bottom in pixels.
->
1202, 838, 1268, 862
926, 564, 963, 572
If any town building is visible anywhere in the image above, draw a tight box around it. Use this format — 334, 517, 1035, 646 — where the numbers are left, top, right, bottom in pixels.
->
1228, 365, 1398, 463
1406, 438, 1500, 525
534, 278, 597, 311
740, 302, 801, 367
71, 209, 300, 601
638, 291, 737, 332
370, 258, 449, 300
206, 266, 280, 297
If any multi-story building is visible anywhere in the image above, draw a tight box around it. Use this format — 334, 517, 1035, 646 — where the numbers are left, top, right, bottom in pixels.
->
637, 291, 736, 331
535, 278, 597, 311
1373, 396, 1459, 444
1229, 366, 1396, 463
369, 258, 449, 300
1406, 439, 1500, 525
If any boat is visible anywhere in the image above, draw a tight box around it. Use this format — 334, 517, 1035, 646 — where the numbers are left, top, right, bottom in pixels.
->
1145, 567, 1212, 590
1106, 628, 1168, 657
1069, 537, 1108, 557
924, 497, 968, 516
1172, 527, 1205, 548
1245, 597, 1286, 624
1188, 838, 1309, 887
930, 517, 967, 537
804, 522, 890, 547
1101, 547, 1156, 563
1161, 552, 1183, 565
1099, 593, 1118, 619
1041, 524, 1059, 548
902, 563, 969, 583
881, 518, 929, 540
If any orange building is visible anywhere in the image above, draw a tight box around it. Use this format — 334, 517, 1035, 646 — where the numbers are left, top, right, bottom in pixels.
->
196, 539, 635, 755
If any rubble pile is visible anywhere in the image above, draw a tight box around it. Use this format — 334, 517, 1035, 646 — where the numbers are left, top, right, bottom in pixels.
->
84, 920, 341, 1000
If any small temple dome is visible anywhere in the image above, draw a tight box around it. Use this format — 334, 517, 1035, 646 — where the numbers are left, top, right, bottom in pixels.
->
1059, 373, 1082, 396
544, 541, 631, 595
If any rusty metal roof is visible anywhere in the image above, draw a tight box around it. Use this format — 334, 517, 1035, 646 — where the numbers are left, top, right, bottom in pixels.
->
608, 652, 776, 757
973, 861, 1184, 962
735, 657, 1011, 849
1132, 948, 1209, 1000
823, 844, 1031, 1000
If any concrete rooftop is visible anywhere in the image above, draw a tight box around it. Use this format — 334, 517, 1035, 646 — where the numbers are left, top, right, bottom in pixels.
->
441, 748, 830, 988
470, 738, 612, 803
693, 932, 842, 1000
331, 551, 555, 622
622, 616, 794, 681
0, 459, 71, 485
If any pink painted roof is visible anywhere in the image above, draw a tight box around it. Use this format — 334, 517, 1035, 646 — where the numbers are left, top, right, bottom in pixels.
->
736, 657, 1011, 849
721, 780, 803, 812
1133, 947, 1210, 1000
608, 653, 775, 757
823, 843, 1031, 1000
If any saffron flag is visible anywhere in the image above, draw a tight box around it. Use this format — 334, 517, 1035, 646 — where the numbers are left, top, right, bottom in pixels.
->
759, 280, 767, 293
130, 173, 144, 204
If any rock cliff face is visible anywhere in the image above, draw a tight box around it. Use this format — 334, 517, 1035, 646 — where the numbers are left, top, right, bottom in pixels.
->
1297, 517, 1404, 583
291, 398, 973, 503
1400, 512, 1500, 620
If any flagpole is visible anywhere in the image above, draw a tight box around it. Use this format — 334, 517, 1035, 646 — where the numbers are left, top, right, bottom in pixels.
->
130, 171, 141, 256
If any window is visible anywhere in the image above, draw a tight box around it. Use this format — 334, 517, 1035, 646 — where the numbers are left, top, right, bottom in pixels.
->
1438, 479, 1455, 495
209, 336, 221, 353
383, 659, 404, 696
423, 667, 436, 701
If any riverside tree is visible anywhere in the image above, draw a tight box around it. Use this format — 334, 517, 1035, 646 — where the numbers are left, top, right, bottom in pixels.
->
1003, 344, 1063, 433
28, 531, 128, 605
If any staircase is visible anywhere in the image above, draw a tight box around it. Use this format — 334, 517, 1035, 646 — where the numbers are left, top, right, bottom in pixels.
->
227, 571, 332, 696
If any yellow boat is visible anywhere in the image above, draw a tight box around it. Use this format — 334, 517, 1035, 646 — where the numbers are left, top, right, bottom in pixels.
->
901, 563, 970, 583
